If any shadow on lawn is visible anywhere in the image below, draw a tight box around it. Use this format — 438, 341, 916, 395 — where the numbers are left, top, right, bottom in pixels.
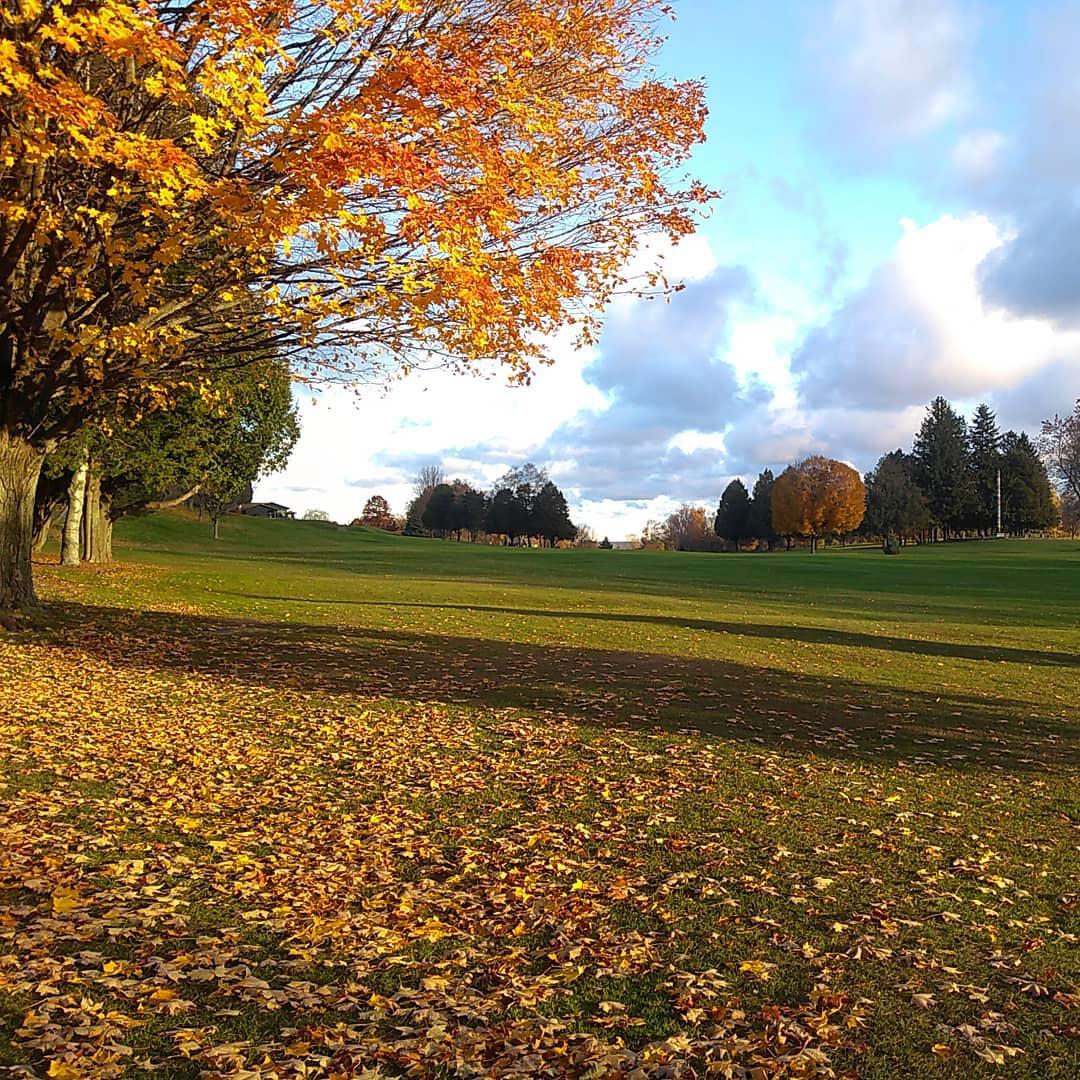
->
219, 594, 1080, 669
51, 602, 1077, 773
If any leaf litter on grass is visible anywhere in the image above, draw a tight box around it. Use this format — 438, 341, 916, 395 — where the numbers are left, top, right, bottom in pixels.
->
1, 577, 1079, 1078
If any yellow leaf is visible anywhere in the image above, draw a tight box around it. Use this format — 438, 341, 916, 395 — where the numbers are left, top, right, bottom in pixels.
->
51, 888, 82, 914
48, 1063, 83, 1079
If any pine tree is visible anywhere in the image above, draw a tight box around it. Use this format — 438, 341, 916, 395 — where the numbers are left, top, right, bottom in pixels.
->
531, 481, 576, 546
748, 469, 777, 548
912, 396, 972, 540
1000, 432, 1058, 534
863, 450, 929, 546
968, 403, 1002, 535
714, 479, 751, 550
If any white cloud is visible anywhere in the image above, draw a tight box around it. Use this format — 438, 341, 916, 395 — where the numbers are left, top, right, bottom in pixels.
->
807, 0, 974, 158
793, 214, 1080, 408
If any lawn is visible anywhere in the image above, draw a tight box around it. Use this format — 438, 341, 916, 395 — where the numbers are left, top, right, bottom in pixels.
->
1, 514, 1078, 1078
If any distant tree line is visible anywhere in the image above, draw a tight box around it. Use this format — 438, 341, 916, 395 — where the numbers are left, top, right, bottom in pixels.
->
353, 395, 1075, 555
385, 463, 577, 546
647, 396, 1064, 555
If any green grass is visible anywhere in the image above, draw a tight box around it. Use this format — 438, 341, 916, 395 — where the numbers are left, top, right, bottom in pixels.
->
2, 512, 1078, 1077
57, 512, 1080, 766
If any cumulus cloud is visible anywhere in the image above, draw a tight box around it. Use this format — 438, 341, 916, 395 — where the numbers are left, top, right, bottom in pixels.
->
806, 0, 974, 158
531, 264, 760, 502
792, 215, 1080, 409
978, 198, 1080, 327
964, 5, 1080, 324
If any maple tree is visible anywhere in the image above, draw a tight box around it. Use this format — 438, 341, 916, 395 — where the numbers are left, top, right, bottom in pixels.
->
0, 0, 712, 609
358, 494, 396, 531
771, 455, 866, 553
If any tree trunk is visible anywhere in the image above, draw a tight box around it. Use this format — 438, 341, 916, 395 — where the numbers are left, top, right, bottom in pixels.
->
0, 429, 45, 611
32, 517, 51, 553
81, 469, 114, 563
213, 515, 220, 540
61, 453, 89, 565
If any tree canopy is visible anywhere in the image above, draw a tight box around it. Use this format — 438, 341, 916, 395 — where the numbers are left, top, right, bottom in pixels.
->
1040, 400, 1080, 502
863, 450, 929, 546
771, 456, 866, 553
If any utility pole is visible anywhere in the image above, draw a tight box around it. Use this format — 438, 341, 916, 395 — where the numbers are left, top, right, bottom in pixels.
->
996, 468, 1004, 538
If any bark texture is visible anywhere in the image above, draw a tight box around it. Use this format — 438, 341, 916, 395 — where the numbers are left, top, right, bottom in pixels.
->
61, 453, 89, 565
0, 429, 45, 611
81, 469, 113, 564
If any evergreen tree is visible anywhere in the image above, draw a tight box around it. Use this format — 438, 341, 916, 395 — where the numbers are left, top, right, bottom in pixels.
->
460, 486, 488, 539
968, 403, 1002, 534
1000, 431, 1057, 534
531, 481, 576, 546
748, 469, 777, 548
912, 396, 972, 539
714, 478, 751, 550
422, 483, 456, 536
486, 487, 524, 544
863, 450, 929, 546
42, 358, 299, 555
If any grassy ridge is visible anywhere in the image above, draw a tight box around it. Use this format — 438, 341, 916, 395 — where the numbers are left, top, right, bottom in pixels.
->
1, 514, 1078, 1077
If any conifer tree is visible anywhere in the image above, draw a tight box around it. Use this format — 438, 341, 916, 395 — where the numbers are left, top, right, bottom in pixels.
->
968, 403, 1002, 535
912, 397, 972, 540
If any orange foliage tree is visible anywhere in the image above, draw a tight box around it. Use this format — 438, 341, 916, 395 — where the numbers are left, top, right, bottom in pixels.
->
0, 0, 712, 608
359, 494, 397, 531
662, 504, 713, 551
771, 456, 866, 553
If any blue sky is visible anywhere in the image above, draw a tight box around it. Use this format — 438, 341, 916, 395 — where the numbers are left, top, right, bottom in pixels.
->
260, 0, 1080, 538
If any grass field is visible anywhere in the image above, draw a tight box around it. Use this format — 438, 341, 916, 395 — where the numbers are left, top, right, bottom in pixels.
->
2, 513, 1078, 1078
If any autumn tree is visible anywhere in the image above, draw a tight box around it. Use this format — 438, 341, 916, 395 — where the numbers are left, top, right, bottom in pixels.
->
574, 524, 597, 548
771, 456, 865, 553
360, 495, 396, 531
662, 505, 713, 552
714, 478, 751, 550
0, 0, 712, 610
1060, 490, 1080, 538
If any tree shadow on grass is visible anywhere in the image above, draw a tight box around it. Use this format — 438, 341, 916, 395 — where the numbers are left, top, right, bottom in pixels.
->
49, 602, 1078, 774
217, 594, 1080, 669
